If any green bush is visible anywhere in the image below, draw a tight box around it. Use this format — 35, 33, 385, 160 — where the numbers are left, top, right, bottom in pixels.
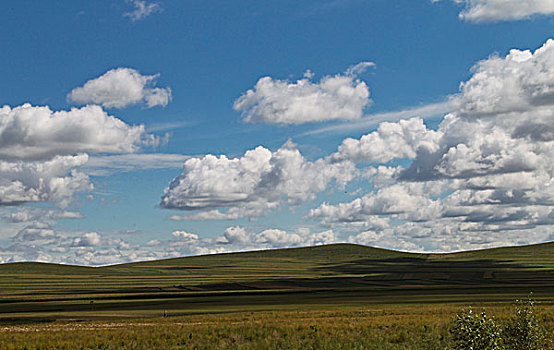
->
450, 309, 504, 350
503, 295, 545, 350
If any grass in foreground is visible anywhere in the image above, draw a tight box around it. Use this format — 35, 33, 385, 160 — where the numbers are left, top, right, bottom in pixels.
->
1, 304, 554, 349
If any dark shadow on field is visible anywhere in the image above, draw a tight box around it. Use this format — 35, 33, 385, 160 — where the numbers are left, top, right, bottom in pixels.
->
314, 257, 546, 282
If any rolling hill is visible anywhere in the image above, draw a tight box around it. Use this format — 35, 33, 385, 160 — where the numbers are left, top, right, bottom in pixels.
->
1, 242, 554, 321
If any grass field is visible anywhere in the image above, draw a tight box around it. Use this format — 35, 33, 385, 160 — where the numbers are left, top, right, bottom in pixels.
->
1, 242, 554, 348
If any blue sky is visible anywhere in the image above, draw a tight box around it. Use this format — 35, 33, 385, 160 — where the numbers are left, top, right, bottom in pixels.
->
1, 0, 554, 265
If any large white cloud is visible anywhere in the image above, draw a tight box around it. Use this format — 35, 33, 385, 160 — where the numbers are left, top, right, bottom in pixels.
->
403, 39, 554, 181
161, 140, 356, 218
156, 40, 554, 253
309, 182, 442, 224
310, 39, 554, 251
438, 0, 554, 22
333, 117, 441, 164
0, 104, 154, 160
67, 68, 171, 109
0, 155, 92, 206
457, 39, 554, 116
233, 64, 372, 124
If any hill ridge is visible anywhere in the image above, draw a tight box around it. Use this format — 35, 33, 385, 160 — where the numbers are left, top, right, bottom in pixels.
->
1, 241, 554, 270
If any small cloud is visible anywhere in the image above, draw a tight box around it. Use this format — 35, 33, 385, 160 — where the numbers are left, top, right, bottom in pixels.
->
172, 230, 199, 241
71, 232, 101, 247
435, 0, 554, 23
345, 61, 375, 77
124, 0, 162, 22
68, 67, 171, 109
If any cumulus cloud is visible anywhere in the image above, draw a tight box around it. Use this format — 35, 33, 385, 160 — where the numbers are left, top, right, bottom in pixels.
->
0, 104, 155, 160
0, 100, 162, 210
233, 64, 372, 124
435, 0, 554, 22
403, 39, 554, 181
310, 182, 442, 225
161, 140, 356, 218
216, 226, 338, 249
221, 226, 251, 245
71, 232, 101, 247
172, 230, 199, 241
68, 68, 171, 109
309, 39, 554, 251
123, 0, 162, 22
0, 155, 92, 207
333, 117, 441, 163
457, 40, 554, 116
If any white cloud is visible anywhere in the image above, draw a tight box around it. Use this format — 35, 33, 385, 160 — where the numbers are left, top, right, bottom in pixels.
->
160, 140, 356, 218
457, 40, 554, 116
124, 0, 162, 22
0, 104, 154, 160
233, 64, 372, 124
310, 182, 442, 225
256, 229, 304, 246
345, 61, 375, 77
221, 226, 251, 244
56, 211, 85, 219
71, 232, 101, 247
0, 101, 162, 208
157, 40, 554, 253
441, 0, 554, 23
402, 39, 554, 181
67, 68, 171, 109
217, 226, 338, 249
305, 40, 554, 251
333, 117, 442, 163
172, 230, 199, 241
0, 155, 92, 207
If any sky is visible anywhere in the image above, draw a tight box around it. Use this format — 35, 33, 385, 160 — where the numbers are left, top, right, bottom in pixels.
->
1, 0, 553, 265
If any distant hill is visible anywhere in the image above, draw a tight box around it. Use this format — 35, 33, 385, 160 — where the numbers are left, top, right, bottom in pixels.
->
1, 242, 554, 320
3, 241, 554, 273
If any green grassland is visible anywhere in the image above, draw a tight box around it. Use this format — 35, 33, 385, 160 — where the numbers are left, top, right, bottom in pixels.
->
1, 243, 554, 348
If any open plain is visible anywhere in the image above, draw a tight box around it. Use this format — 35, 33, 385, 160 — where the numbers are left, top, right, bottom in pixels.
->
1, 243, 554, 348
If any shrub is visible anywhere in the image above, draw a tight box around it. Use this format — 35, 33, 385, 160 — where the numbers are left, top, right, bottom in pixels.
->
450, 308, 504, 350
503, 295, 545, 350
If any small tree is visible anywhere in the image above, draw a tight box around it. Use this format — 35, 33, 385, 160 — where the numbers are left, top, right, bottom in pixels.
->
450, 308, 504, 350
503, 295, 545, 350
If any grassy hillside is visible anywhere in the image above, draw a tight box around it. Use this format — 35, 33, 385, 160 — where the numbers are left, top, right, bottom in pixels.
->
1, 242, 553, 321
